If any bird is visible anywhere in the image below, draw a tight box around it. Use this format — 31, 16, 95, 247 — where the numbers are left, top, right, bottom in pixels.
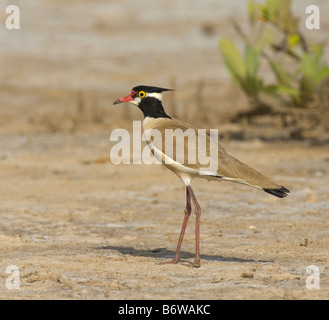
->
113, 85, 289, 267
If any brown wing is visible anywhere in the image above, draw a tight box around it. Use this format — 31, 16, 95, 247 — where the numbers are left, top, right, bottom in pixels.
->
144, 117, 287, 194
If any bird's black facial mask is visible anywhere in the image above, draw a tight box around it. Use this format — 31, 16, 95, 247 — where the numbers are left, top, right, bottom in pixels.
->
113, 86, 172, 105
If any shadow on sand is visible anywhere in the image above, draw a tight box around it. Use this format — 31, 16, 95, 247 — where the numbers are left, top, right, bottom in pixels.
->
96, 245, 273, 264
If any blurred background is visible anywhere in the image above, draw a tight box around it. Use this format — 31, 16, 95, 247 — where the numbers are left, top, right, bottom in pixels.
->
1, 0, 328, 139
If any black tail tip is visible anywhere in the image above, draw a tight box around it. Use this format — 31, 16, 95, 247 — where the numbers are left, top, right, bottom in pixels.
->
263, 186, 290, 198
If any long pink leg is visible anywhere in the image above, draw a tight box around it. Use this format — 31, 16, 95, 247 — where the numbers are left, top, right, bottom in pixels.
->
161, 186, 192, 264
188, 186, 201, 267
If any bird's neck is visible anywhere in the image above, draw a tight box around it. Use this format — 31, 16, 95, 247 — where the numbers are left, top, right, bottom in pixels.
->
138, 97, 171, 119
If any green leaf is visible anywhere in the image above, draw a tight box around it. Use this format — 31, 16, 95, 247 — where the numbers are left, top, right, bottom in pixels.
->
244, 43, 260, 77
265, 0, 281, 21
219, 38, 246, 79
219, 38, 264, 98
301, 53, 318, 76
248, 0, 258, 25
278, 0, 299, 32
287, 33, 300, 51
274, 85, 299, 96
300, 74, 316, 98
263, 84, 299, 105
316, 67, 329, 83
255, 27, 274, 53
311, 43, 325, 58
300, 52, 329, 84
268, 60, 294, 87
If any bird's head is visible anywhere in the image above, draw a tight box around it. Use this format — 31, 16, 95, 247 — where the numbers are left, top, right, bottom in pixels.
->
113, 85, 172, 107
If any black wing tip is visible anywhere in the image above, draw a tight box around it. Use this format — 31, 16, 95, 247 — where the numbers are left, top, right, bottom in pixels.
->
263, 186, 290, 198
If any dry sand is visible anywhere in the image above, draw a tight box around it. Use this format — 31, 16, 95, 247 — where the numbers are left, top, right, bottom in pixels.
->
1, 134, 328, 299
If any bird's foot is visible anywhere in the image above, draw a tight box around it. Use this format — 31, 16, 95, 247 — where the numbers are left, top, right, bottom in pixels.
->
159, 257, 178, 265
192, 258, 201, 268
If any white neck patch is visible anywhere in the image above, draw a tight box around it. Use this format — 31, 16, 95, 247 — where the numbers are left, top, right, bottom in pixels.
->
145, 92, 163, 101
130, 97, 141, 106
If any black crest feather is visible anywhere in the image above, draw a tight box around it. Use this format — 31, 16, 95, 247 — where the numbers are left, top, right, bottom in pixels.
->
132, 85, 173, 93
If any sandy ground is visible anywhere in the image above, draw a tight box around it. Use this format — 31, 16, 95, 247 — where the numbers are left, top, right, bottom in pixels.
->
0, 135, 328, 299
0, 0, 329, 300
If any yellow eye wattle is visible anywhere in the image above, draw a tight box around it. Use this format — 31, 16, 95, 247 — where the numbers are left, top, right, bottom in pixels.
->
139, 91, 146, 98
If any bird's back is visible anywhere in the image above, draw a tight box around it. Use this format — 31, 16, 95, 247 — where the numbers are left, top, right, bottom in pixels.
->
143, 117, 287, 195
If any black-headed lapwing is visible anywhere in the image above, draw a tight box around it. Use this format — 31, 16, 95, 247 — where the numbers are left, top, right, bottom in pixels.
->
113, 85, 289, 267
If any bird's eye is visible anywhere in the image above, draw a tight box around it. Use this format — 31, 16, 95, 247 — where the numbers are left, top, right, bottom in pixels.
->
139, 91, 146, 98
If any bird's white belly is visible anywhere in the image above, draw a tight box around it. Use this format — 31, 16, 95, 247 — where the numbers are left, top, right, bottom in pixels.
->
145, 139, 199, 186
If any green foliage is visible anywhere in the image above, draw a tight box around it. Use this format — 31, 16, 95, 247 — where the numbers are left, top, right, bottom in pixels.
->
219, 39, 263, 99
219, 0, 329, 109
257, 0, 299, 33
